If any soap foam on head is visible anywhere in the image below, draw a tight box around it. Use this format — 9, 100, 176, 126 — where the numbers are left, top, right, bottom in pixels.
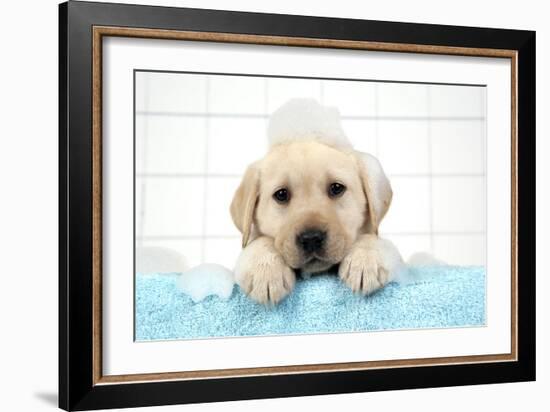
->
267, 98, 353, 149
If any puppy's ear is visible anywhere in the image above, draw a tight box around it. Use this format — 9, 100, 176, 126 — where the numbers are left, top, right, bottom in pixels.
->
230, 162, 261, 247
354, 151, 392, 235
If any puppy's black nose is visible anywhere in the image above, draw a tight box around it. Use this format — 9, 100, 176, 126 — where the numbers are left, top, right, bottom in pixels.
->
297, 230, 326, 254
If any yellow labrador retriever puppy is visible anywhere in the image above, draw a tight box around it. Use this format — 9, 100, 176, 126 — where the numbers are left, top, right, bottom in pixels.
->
230, 100, 402, 304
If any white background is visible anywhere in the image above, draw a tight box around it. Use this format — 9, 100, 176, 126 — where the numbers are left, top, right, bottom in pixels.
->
136, 72, 488, 268
0, 0, 547, 411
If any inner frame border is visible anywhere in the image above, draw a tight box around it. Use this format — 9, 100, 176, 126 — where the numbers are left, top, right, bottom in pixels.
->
91, 25, 518, 386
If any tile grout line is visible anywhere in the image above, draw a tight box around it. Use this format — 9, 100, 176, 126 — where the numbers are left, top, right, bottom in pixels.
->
199, 78, 211, 263
136, 111, 486, 122
264, 77, 269, 133
136, 75, 150, 247
427, 86, 435, 253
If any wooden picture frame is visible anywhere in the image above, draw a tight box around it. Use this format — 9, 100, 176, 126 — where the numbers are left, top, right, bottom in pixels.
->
59, 1, 535, 410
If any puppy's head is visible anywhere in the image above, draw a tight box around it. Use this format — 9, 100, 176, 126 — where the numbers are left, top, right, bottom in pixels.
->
230, 140, 392, 273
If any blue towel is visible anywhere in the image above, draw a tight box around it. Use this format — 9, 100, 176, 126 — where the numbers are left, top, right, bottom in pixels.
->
135, 266, 485, 341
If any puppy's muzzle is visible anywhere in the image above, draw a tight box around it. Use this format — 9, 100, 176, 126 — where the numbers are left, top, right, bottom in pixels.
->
296, 229, 327, 254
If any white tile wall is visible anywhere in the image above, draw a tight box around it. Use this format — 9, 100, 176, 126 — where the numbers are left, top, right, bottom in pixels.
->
204, 177, 241, 236
140, 177, 205, 236
341, 119, 377, 154
136, 116, 208, 174
433, 234, 486, 266
380, 177, 431, 233
378, 82, 429, 117
429, 84, 484, 117
135, 72, 487, 268
430, 120, 485, 174
208, 118, 267, 174
377, 121, 430, 175
383, 234, 432, 263
140, 239, 205, 269
136, 71, 208, 113
432, 177, 486, 232
322, 80, 376, 116
209, 75, 265, 114
267, 77, 321, 113
203, 238, 243, 269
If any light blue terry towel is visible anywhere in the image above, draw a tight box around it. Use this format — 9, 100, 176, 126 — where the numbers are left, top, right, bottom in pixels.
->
135, 266, 485, 341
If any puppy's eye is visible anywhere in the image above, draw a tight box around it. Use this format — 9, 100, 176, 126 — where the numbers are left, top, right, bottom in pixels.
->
273, 188, 290, 204
328, 182, 346, 198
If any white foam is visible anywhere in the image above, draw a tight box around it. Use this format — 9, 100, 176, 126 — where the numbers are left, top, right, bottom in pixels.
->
407, 252, 446, 267
177, 263, 235, 303
267, 98, 352, 149
375, 237, 408, 283
135, 246, 188, 274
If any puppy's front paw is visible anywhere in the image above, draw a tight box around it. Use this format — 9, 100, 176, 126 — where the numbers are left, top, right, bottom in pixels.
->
237, 257, 295, 305
338, 247, 390, 295
235, 239, 296, 305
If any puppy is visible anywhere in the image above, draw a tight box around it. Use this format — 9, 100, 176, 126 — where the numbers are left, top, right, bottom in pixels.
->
230, 138, 403, 305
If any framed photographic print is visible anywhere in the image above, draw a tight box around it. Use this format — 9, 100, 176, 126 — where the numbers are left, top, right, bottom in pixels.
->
59, 1, 536, 410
